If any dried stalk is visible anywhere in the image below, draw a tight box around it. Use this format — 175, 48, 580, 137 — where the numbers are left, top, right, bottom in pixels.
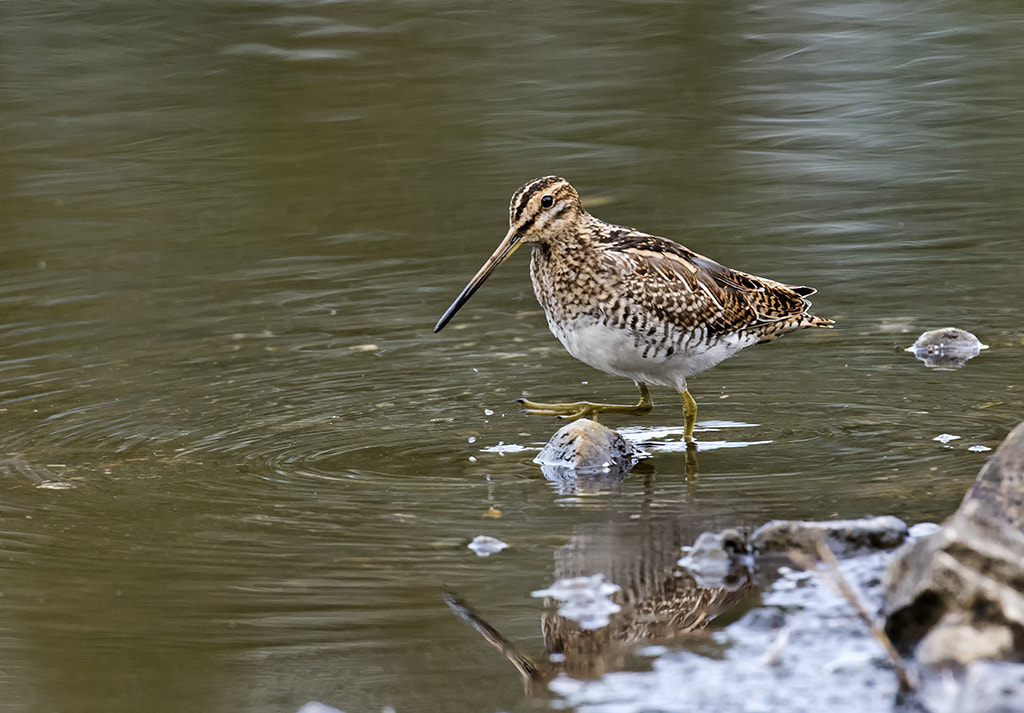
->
788, 538, 917, 693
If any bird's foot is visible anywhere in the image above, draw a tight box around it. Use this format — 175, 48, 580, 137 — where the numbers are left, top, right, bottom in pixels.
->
517, 397, 653, 421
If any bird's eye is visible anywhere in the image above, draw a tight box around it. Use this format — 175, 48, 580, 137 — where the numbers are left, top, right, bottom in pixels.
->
541, 195, 554, 208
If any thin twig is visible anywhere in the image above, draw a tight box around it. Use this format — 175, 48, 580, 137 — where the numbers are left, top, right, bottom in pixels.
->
788, 538, 917, 693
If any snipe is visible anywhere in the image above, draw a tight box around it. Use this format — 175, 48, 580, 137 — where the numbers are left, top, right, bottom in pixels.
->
435, 176, 833, 441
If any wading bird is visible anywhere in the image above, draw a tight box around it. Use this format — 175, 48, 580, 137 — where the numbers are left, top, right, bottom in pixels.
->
435, 177, 832, 441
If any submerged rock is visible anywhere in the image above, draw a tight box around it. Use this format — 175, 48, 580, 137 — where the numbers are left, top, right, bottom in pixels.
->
906, 327, 988, 369
535, 418, 639, 474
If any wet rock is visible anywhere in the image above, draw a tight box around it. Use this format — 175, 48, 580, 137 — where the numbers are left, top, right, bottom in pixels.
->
914, 611, 1016, 666
677, 528, 752, 590
751, 515, 908, 556
535, 418, 639, 473
906, 327, 988, 369
883, 422, 1024, 668
883, 500, 1024, 664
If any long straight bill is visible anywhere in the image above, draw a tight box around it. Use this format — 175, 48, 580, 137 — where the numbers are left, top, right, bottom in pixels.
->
434, 228, 523, 333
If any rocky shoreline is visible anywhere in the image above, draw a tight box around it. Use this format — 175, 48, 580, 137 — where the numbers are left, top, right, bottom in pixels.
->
542, 421, 1024, 712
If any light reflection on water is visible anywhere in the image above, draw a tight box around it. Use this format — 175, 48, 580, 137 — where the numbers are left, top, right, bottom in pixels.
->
1, 1, 1023, 712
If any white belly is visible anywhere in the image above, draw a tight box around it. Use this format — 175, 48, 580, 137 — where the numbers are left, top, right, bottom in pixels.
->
547, 316, 757, 393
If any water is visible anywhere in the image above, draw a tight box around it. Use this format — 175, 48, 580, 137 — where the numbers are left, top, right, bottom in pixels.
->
1, 2, 1022, 712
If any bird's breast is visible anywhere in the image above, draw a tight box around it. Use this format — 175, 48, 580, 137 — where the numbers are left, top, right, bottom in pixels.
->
546, 312, 755, 390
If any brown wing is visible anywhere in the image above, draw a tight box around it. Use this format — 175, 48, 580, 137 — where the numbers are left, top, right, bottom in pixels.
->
600, 231, 828, 338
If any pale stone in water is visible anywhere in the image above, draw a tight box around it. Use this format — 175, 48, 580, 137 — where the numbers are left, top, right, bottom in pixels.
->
534, 418, 638, 472
467, 535, 509, 557
906, 327, 988, 369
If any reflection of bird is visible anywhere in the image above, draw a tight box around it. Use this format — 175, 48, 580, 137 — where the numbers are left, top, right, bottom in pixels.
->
444, 517, 754, 691
435, 176, 833, 440
445, 571, 749, 692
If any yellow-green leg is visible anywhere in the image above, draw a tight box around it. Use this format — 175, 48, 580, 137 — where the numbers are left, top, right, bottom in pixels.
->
519, 382, 653, 421
681, 389, 699, 476
681, 389, 697, 441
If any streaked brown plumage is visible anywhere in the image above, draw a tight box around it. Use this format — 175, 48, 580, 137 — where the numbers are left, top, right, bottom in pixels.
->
435, 176, 833, 439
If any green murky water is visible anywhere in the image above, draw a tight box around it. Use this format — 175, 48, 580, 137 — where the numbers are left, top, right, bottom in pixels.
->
1, 2, 1022, 712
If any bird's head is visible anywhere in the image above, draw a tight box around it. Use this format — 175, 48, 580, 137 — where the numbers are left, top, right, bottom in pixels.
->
434, 176, 585, 332
507, 176, 585, 244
